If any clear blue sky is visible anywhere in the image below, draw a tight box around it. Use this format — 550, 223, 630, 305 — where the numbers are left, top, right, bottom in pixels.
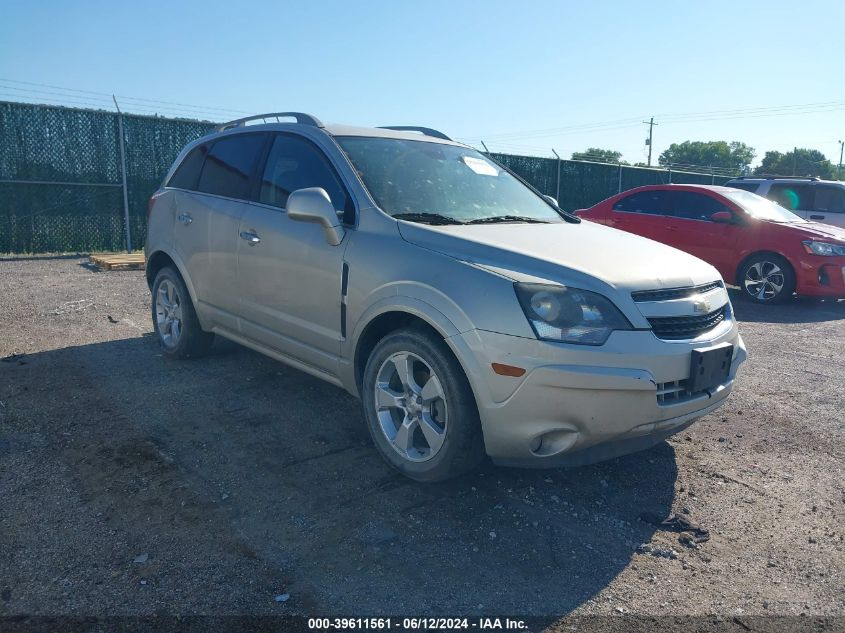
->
2, 0, 843, 168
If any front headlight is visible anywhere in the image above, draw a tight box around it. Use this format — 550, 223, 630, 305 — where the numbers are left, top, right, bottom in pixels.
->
803, 240, 845, 256
514, 283, 632, 345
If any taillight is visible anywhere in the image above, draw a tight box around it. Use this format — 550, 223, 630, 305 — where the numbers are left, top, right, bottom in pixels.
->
147, 190, 161, 220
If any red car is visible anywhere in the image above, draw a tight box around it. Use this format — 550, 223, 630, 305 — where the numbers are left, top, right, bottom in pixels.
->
576, 184, 845, 303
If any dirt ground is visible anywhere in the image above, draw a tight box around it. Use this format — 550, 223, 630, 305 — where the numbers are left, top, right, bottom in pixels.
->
1, 256, 843, 625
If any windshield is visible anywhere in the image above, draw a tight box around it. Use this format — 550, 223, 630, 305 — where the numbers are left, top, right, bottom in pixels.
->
723, 189, 806, 223
337, 137, 564, 224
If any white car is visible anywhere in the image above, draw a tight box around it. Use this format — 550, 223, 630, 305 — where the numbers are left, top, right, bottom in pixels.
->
725, 177, 845, 228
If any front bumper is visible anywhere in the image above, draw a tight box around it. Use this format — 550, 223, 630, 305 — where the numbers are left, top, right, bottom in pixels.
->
795, 256, 845, 298
451, 325, 746, 467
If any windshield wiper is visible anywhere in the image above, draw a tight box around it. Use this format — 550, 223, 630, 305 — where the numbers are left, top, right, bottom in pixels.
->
466, 215, 552, 225
392, 212, 466, 225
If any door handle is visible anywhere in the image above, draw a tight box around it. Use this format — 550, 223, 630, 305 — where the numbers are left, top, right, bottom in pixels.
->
239, 230, 261, 245
810, 215, 824, 220
177, 213, 193, 225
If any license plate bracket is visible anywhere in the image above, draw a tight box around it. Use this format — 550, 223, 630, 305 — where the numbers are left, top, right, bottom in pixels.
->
688, 343, 733, 393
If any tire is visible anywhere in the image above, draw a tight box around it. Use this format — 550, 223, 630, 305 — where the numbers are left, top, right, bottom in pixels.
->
737, 253, 795, 304
151, 266, 214, 358
361, 327, 485, 482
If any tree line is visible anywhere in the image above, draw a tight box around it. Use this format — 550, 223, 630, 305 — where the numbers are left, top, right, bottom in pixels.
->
570, 142, 841, 179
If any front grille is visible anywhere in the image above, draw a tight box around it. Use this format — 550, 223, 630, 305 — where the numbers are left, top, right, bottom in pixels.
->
631, 281, 723, 303
657, 379, 705, 406
647, 305, 727, 340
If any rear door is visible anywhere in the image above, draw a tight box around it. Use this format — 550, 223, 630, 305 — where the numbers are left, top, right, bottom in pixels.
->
810, 184, 845, 228
662, 190, 741, 276
176, 133, 267, 330
236, 133, 354, 372
606, 189, 675, 243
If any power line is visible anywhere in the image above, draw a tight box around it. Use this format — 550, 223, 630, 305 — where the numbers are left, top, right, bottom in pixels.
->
0, 77, 250, 117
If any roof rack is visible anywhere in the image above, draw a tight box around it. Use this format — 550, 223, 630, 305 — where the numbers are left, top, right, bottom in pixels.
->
215, 112, 324, 133
377, 126, 452, 141
733, 175, 821, 181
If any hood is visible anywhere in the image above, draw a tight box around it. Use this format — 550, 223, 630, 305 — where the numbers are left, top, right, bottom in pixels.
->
397, 220, 721, 293
768, 220, 845, 243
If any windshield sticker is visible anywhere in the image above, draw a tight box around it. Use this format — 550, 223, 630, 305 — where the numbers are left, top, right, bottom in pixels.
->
461, 156, 499, 176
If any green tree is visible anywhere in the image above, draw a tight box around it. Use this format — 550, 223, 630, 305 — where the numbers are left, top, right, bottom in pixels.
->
754, 148, 835, 179
658, 141, 755, 171
571, 148, 626, 164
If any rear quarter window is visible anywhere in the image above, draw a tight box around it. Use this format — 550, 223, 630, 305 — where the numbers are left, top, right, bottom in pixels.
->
167, 145, 208, 190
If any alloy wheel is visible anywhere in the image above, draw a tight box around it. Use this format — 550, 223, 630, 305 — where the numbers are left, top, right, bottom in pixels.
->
743, 260, 785, 301
155, 279, 184, 348
374, 351, 448, 462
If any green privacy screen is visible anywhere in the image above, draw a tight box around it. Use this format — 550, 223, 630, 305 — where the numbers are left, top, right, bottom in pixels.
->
0, 101, 214, 253
0, 101, 731, 254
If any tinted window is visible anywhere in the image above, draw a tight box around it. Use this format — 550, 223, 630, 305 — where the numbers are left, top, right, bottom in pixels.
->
666, 191, 730, 221
725, 181, 758, 193
168, 145, 207, 190
766, 183, 814, 211
612, 190, 669, 215
197, 134, 266, 199
260, 135, 352, 220
814, 186, 845, 213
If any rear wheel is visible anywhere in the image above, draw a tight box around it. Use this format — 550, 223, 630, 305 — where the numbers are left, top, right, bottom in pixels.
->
151, 266, 214, 358
361, 328, 485, 482
738, 254, 795, 304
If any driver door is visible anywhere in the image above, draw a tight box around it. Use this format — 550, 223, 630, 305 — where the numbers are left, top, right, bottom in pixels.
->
236, 133, 354, 373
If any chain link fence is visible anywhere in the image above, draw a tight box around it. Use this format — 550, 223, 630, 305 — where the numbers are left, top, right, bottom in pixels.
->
1, 100, 734, 254
491, 153, 732, 212
0, 101, 214, 253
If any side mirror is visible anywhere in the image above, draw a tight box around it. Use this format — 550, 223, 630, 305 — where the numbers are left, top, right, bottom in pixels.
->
710, 211, 733, 224
286, 187, 346, 246
543, 195, 559, 208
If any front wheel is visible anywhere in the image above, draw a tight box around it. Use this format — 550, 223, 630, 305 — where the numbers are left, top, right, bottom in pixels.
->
361, 328, 485, 482
738, 254, 795, 304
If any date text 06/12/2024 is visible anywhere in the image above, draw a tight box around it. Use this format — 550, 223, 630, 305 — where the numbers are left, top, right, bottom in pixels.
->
307, 618, 528, 630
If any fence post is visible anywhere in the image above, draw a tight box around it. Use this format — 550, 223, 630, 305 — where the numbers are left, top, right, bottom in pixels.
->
551, 149, 561, 202
710, 166, 715, 185
668, 163, 673, 184
618, 163, 623, 193
113, 96, 132, 253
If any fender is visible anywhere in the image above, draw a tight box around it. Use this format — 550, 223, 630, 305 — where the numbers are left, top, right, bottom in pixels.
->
146, 248, 211, 331
339, 294, 487, 405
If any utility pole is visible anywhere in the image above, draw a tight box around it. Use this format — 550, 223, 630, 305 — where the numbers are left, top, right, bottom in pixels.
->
643, 117, 658, 166
113, 95, 132, 253
792, 146, 797, 176
838, 140, 843, 180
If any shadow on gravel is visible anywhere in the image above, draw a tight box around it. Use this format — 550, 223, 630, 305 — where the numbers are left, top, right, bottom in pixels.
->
729, 289, 845, 324
2, 334, 679, 616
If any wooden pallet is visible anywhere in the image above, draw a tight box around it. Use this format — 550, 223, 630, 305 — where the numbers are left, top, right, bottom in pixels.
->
89, 252, 146, 271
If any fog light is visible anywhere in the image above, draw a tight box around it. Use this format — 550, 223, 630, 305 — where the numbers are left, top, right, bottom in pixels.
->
529, 429, 579, 456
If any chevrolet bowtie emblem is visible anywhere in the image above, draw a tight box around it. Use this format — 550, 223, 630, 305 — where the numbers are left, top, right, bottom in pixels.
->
692, 296, 710, 313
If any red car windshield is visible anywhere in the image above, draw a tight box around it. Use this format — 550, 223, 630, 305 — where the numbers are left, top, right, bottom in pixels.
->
723, 189, 806, 223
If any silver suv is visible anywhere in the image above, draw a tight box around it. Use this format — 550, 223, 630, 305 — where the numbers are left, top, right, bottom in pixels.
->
725, 177, 845, 228
146, 112, 747, 481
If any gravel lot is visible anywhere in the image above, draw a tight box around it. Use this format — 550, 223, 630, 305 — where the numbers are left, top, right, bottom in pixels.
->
1, 256, 843, 624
